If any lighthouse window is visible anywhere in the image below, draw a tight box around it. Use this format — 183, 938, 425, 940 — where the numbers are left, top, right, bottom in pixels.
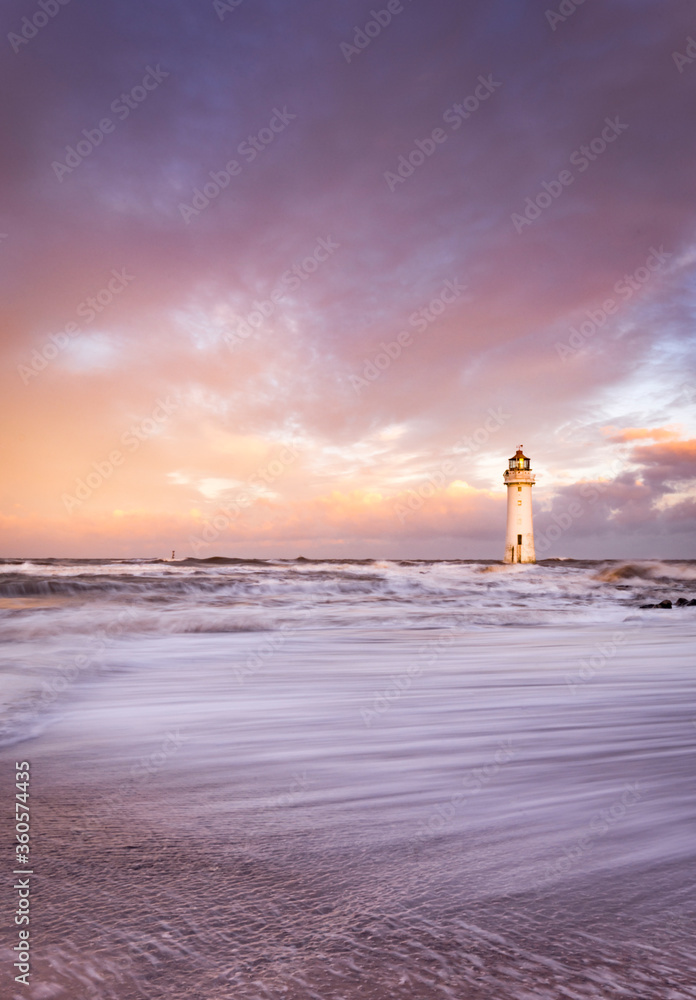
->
517, 486, 522, 492
517, 535, 522, 545
517, 499, 522, 505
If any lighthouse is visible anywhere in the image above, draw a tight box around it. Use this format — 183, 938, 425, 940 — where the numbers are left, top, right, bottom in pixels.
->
503, 446, 536, 563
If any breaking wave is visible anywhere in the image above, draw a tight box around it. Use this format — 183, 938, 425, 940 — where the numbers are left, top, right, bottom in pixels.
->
595, 561, 696, 583
0, 558, 694, 641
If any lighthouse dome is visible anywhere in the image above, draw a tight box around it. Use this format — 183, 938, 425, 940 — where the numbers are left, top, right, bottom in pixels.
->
508, 446, 531, 471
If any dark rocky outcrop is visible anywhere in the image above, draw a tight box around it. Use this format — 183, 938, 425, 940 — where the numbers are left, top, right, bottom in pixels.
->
638, 597, 696, 609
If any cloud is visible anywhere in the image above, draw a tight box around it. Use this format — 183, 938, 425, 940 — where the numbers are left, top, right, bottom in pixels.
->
604, 426, 681, 443
536, 431, 696, 554
628, 437, 696, 489
2, 1, 696, 556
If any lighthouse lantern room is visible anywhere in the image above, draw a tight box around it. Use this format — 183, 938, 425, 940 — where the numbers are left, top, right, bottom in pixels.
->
503, 446, 536, 564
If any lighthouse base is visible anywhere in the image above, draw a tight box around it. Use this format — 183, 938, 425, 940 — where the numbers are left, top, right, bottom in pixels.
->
503, 533, 536, 564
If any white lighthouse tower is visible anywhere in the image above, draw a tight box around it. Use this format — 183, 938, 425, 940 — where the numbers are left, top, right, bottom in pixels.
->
503, 446, 536, 563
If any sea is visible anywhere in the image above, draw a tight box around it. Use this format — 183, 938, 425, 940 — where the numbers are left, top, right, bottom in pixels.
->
1, 557, 695, 999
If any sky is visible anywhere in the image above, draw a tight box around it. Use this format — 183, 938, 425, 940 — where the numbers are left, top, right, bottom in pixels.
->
1, 0, 695, 559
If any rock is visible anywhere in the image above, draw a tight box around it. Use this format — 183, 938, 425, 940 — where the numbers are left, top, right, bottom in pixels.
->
676, 598, 689, 606
639, 604, 656, 609
688, 599, 696, 607
656, 599, 672, 609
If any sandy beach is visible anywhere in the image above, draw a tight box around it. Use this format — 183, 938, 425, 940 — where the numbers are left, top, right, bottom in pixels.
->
3, 560, 696, 998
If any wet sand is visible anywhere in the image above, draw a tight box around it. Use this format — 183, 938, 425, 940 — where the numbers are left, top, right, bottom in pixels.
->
3, 622, 696, 999
6, 778, 696, 1000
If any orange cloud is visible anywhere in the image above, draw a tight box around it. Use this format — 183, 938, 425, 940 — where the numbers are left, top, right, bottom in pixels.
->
0, 484, 505, 558
628, 437, 696, 473
603, 426, 681, 443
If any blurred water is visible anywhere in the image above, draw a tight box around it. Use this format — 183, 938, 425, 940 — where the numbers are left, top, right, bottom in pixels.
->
1, 559, 695, 998
1, 556, 695, 646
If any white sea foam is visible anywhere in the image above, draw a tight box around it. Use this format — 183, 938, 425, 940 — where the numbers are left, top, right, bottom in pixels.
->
0, 558, 693, 641
2, 558, 695, 997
